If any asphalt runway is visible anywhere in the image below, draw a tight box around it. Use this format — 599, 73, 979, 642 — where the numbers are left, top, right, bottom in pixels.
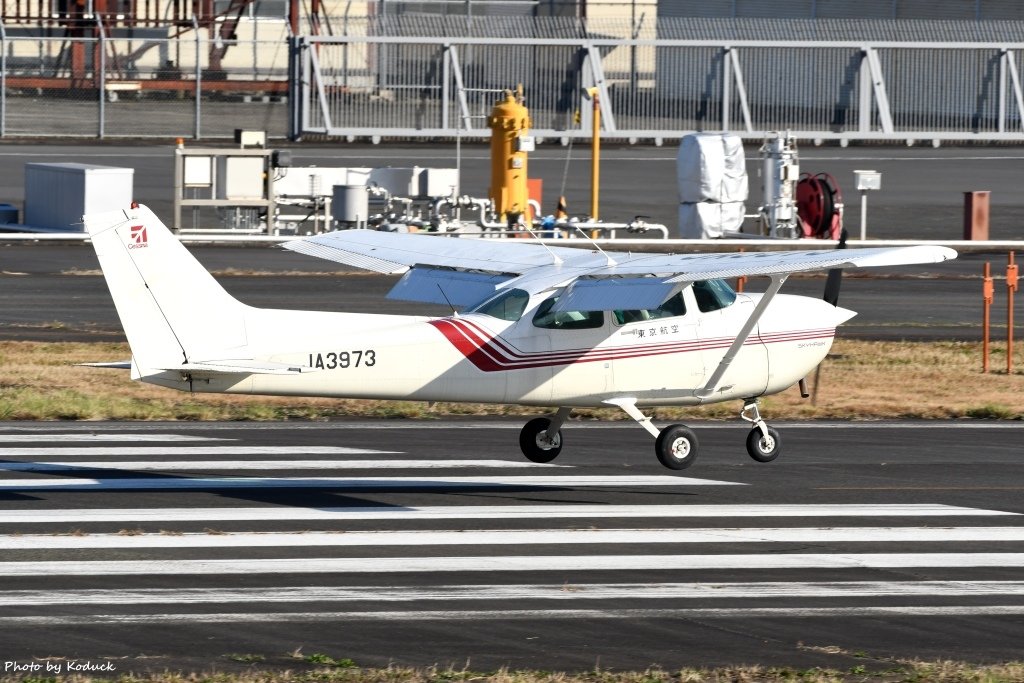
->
1, 420, 1023, 674
0, 242, 1005, 342
1, 142, 1024, 240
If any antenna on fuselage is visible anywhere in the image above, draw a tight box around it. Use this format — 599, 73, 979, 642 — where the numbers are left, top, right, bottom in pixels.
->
436, 283, 459, 317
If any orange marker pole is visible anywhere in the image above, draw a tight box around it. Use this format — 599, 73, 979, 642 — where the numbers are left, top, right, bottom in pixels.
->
1008, 252, 1018, 375
983, 262, 993, 373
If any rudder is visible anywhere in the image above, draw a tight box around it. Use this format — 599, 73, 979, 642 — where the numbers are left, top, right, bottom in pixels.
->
84, 204, 249, 375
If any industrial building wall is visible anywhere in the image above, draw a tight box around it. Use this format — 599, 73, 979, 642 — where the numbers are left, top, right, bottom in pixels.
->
656, 0, 1024, 20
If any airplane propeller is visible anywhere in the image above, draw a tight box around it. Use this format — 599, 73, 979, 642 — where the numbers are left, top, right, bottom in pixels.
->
811, 228, 849, 404
822, 227, 848, 306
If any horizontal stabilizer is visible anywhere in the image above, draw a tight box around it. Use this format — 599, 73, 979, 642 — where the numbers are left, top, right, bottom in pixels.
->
162, 359, 316, 375
77, 361, 132, 370
387, 267, 510, 307
552, 278, 677, 312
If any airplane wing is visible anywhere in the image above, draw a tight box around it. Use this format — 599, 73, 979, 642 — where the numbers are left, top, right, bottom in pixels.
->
284, 231, 957, 310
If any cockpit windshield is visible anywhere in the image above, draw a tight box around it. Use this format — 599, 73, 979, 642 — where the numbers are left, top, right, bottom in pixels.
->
466, 288, 530, 321
692, 279, 737, 312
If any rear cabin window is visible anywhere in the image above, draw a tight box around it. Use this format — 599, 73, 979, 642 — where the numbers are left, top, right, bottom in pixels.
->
533, 297, 605, 330
613, 292, 687, 325
468, 288, 529, 321
692, 279, 737, 313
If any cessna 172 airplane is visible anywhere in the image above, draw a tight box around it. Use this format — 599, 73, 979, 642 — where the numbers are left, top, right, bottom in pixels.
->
85, 204, 956, 470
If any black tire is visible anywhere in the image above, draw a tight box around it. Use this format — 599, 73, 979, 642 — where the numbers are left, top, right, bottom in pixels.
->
746, 426, 782, 463
519, 417, 563, 463
655, 424, 699, 470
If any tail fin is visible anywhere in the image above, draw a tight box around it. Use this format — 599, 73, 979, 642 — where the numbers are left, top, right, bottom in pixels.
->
84, 205, 249, 375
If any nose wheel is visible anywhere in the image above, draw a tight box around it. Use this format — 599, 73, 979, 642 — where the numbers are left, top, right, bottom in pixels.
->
746, 424, 781, 462
741, 399, 782, 463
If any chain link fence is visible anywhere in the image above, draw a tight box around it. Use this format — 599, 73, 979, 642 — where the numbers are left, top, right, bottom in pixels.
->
3, 16, 1024, 141
0, 28, 290, 138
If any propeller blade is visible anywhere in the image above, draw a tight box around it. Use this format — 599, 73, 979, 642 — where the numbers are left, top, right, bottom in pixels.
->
822, 228, 848, 306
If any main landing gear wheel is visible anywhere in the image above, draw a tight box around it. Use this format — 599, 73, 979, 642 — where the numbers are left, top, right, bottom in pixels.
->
655, 424, 699, 470
519, 417, 563, 463
746, 426, 782, 463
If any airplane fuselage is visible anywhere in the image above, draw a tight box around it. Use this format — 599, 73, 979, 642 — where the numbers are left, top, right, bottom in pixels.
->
144, 288, 848, 408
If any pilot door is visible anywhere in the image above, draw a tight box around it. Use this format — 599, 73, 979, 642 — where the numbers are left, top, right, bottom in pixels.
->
694, 284, 769, 399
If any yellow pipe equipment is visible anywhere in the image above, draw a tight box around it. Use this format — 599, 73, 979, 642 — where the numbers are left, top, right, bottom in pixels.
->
487, 88, 532, 225
584, 86, 601, 222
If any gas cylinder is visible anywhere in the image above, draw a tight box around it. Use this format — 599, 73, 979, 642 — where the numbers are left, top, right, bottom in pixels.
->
487, 87, 532, 224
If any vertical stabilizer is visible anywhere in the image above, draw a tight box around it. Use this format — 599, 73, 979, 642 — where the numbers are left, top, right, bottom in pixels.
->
84, 205, 248, 374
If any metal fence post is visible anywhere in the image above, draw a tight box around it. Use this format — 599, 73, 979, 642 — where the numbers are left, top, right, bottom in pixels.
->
194, 15, 201, 140
97, 17, 106, 139
442, 43, 451, 131
1, 20, 6, 138
288, 35, 302, 141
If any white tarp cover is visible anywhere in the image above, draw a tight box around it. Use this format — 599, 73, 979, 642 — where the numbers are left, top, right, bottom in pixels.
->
678, 201, 746, 239
677, 134, 749, 204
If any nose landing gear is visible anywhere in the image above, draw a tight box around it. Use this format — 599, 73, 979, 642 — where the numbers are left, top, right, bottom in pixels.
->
741, 399, 782, 463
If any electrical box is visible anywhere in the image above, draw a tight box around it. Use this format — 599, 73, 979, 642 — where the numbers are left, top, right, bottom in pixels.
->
24, 163, 134, 231
369, 166, 458, 198
183, 156, 213, 187
216, 156, 265, 200
854, 169, 882, 191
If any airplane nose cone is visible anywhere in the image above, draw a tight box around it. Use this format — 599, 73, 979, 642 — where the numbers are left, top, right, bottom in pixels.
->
831, 305, 857, 327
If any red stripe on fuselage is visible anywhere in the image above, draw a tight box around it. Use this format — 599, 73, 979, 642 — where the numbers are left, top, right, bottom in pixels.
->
428, 318, 835, 373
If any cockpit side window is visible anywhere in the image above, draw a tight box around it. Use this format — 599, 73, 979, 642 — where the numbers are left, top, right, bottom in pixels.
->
692, 279, 737, 313
468, 288, 530, 321
613, 292, 687, 325
533, 296, 605, 330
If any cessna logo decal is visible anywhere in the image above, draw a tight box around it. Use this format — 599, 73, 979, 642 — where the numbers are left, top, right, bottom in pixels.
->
128, 225, 148, 249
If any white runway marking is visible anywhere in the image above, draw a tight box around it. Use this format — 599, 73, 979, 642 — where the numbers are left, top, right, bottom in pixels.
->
0, 446, 398, 456
8, 605, 1024, 626
1, 503, 1008, 524
5, 581, 1024, 605
0, 434, 228, 443
0, 475, 741, 491
0, 459, 563, 472
6, 526, 1024, 550
5, 553, 1024, 576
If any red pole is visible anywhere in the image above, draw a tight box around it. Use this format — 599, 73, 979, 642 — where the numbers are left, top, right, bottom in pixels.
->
983, 262, 992, 373
1008, 252, 1018, 375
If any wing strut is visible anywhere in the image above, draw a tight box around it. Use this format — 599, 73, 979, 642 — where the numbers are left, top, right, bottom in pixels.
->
695, 274, 788, 399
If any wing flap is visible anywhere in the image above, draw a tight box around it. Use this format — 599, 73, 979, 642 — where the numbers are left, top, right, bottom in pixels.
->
552, 278, 678, 312
387, 266, 511, 307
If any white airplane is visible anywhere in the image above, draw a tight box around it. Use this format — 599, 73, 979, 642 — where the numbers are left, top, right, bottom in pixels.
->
84, 204, 956, 470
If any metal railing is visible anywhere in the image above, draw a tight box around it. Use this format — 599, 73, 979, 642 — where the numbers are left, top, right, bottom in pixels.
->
3, 20, 1024, 142
294, 35, 1024, 142
0, 20, 290, 139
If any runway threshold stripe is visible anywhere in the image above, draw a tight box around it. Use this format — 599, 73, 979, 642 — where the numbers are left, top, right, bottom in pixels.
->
0, 446, 398, 456
0, 434, 228, 443
0, 475, 741, 491
1, 504, 1009, 524
8, 606, 1024, 625
6, 581, 1024, 605
6, 527, 1024, 550
0, 459, 564, 472
5, 553, 1024, 576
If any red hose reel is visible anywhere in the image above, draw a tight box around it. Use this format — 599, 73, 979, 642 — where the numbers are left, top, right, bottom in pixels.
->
796, 172, 844, 240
